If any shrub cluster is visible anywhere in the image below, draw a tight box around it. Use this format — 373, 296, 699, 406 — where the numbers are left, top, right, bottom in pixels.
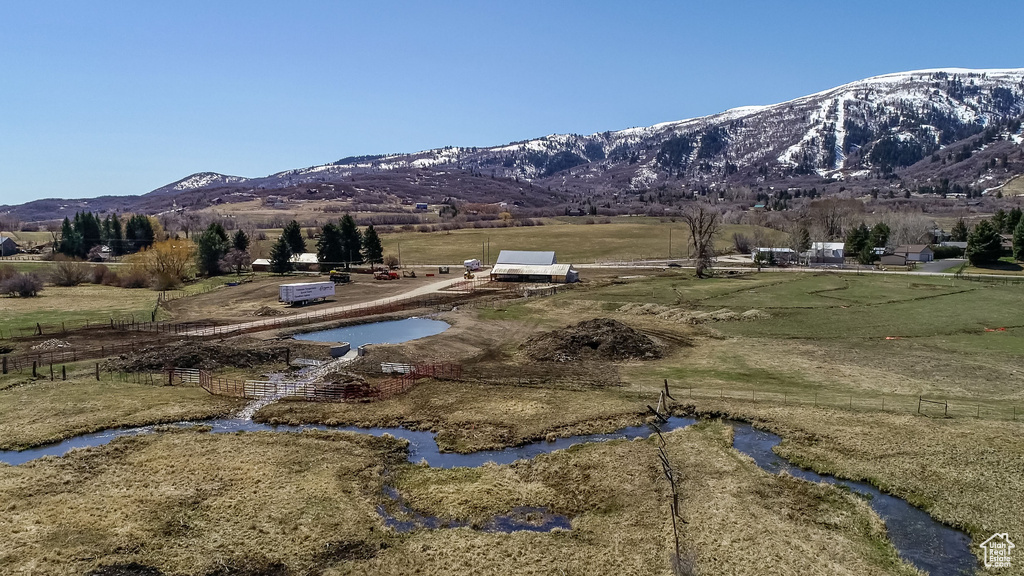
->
0, 272, 44, 297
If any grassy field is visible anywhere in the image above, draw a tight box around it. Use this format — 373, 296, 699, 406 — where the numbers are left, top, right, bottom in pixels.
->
681, 402, 1024, 556
3, 268, 1021, 573
0, 429, 403, 576
0, 283, 161, 336
0, 421, 919, 575
0, 368, 244, 450
376, 220, 786, 264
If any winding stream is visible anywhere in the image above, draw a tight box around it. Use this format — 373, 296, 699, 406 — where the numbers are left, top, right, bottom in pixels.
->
0, 417, 976, 574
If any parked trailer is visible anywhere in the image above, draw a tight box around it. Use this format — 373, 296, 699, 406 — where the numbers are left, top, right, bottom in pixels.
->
279, 281, 335, 306
463, 259, 481, 271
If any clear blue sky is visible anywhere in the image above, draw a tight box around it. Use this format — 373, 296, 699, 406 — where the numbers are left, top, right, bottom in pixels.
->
2, 0, 1022, 205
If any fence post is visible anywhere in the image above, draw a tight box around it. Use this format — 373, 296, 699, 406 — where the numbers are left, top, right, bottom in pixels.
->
1, 356, 6, 375
96, 363, 100, 381
49, 364, 54, 381
32, 360, 37, 378
918, 396, 921, 414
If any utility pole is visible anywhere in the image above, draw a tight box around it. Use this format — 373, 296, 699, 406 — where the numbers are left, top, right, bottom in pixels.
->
668, 229, 672, 259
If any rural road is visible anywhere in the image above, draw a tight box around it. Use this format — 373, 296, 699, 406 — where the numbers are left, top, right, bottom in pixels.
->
185, 275, 472, 337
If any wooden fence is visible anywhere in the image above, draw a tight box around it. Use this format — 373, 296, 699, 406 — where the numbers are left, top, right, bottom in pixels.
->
0, 341, 158, 374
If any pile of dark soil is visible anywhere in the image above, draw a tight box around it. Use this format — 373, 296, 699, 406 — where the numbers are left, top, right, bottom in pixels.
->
524, 318, 662, 362
103, 340, 290, 371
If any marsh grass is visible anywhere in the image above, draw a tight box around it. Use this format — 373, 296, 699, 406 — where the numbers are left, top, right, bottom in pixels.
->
257, 378, 649, 453
360, 421, 918, 576
0, 429, 403, 575
681, 401, 1024, 569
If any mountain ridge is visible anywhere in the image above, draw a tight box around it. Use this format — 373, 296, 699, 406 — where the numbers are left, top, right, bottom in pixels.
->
3, 67, 1024, 221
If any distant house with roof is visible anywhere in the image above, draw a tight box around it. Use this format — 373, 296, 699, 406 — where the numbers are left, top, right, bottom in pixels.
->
892, 245, 934, 263
808, 242, 844, 264
489, 250, 579, 283
0, 234, 19, 257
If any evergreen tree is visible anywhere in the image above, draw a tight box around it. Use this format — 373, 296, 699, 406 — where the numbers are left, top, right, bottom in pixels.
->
993, 209, 1008, 233
57, 217, 81, 257
78, 212, 103, 257
1007, 207, 1023, 233
845, 222, 870, 255
857, 244, 876, 265
231, 229, 250, 252
361, 224, 384, 264
207, 222, 228, 243
965, 219, 1003, 266
124, 215, 155, 253
269, 236, 294, 274
281, 220, 306, 255
868, 222, 891, 249
950, 218, 969, 242
338, 213, 363, 268
1013, 217, 1024, 262
196, 223, 230, 276
109, 214, 125, 256
316, 223, 344, 267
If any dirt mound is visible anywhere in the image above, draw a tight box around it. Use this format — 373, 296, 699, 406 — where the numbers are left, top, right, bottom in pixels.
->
524, 318, 661, 362
103, 340, 290, 371
31, 338, 72, 350
252, 306, 284, 317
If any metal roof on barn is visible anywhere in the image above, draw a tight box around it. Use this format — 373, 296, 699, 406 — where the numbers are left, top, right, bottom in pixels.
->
494, 250, 557, 266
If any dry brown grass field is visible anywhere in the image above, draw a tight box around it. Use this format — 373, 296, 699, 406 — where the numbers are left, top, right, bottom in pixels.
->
0, 369, 244, 450
1, 269, 1021, 573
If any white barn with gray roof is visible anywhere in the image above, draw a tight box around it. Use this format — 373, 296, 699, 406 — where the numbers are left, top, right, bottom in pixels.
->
490, 250, 578, 283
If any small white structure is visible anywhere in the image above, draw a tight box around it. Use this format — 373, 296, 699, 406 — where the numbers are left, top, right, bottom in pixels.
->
809, 242, 845, 264
752, 247, 797, 265
463, 258, 481, 271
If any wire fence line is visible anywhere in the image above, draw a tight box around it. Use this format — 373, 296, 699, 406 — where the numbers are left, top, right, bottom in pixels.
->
165, 363, 463, 403
668, 384, 1020, 422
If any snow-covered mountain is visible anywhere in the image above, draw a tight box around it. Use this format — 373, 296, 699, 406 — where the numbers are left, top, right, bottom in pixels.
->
146, 172, 250, 197
245, 68, 1023, 191
5, 67, 1024, 221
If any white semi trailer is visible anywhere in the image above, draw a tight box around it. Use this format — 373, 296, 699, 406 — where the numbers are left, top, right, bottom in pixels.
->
279, 281, 335, 306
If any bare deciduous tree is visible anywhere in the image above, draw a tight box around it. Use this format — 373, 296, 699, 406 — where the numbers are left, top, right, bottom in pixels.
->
682, 203, 721, 278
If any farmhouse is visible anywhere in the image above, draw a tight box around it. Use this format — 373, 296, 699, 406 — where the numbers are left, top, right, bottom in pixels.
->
489, 250, 579, 283
251, 252, 320, 272
892, 244, 934, 263
0, 234, 19, 257
808, 241, 844, 264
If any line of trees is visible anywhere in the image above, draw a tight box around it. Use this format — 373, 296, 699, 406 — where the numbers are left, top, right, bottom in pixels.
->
269, 215, 384, 275
56, 212, 156, 259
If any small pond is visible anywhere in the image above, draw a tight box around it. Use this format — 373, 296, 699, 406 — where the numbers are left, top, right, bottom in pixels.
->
293, 317, 450, 348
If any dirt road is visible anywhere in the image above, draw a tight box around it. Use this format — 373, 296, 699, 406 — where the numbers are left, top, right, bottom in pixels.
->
184, 276, 473, 337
